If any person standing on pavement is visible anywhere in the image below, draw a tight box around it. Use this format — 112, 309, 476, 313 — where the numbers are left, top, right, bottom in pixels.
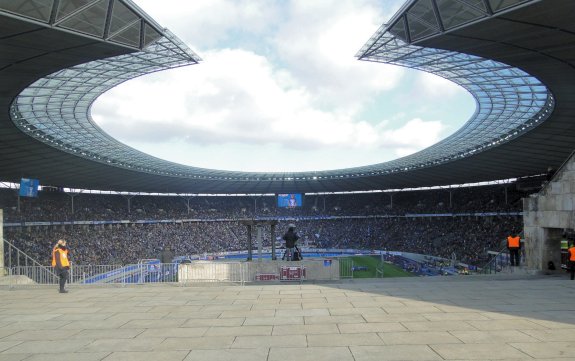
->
52, 239, 70, 293
282, 224, 299, 261
507, 233, 521, 267
568, 242, 575, 280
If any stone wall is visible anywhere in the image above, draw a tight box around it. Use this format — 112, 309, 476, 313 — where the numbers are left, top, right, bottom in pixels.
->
524, 155, 575, 271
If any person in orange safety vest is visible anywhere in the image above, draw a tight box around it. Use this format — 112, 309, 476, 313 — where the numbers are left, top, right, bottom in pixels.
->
52, 239, 70, 293
568, 242, 575, 280
507, 233, 521, 267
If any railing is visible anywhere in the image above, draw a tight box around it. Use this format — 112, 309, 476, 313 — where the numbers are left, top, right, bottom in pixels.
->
3, 263, 180, 288
3, 238, 57, 283
339, 258, 354, 279
480, 231, 526, 275
3, 238, 50, 269
73, 262, 178, 284
480, 246, 526, 274
8, 265, 58, 285
480, 246, 509, 274
1, 259, 342, 288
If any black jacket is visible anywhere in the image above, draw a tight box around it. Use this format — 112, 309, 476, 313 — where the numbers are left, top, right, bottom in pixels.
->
283, 230, 299, 248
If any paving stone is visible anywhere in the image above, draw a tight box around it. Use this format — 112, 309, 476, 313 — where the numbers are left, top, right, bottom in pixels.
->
402, 320, 477, 332
0, 342, 21, 353
379, 331, 462, 345
350, 345, 443, 361
137, 327, 207, 338
243, 316, 303, 326
155, 336, 235, 350
232, 335, 307, 348
184, 348, 269, 361
204, 325, 272, 336
304, 315, 366, 324
79, 337, 165, 352
72, 329, 145, 339
23, 352, 110, 361
511, 341, 575, 358
3, 329, 81, 341
2, 340, 91, 354
338, 322, 407, 333
0, 354, 36, 361
272, 323, 339, 335
307, 332, 384, 346
268, 346, 354, 361
102, 351, 189, 361
430, 343, 530, 359
449, 330, 540, 343
120, 319, 186, 329
182, 318, 244, 327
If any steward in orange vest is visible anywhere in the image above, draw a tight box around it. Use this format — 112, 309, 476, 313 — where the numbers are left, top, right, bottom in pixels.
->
52, 239, 70, 293
568, 244, 575, 280
507, 234, 521, 267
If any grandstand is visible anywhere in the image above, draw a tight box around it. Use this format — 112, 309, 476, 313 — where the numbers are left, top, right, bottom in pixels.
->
2, 185, 524, 266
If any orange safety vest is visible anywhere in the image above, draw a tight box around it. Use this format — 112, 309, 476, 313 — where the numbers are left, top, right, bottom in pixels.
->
52, 247, 70, 268
507, 236, 520, 248
569, 247, 575, 262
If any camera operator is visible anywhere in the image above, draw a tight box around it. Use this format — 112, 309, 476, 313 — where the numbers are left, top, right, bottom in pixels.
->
282, 224, 299, 261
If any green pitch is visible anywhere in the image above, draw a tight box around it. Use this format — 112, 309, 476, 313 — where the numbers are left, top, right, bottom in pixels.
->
341, 255, 414, 278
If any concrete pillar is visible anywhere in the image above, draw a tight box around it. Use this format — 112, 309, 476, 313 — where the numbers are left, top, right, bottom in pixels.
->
256, 226, 263, 262
523, 150, 575, 272
271, 224, 276, 260
246, 225, 252, 261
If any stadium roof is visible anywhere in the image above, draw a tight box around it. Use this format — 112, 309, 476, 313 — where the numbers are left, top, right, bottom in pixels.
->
1, 0, 574, 194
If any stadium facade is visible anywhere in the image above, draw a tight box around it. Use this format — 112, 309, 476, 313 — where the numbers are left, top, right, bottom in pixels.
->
1, 0, 574, 194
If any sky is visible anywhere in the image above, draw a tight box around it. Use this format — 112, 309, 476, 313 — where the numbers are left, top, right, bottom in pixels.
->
91, 0, 475, 173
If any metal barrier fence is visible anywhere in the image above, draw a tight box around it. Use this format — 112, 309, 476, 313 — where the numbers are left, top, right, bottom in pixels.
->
339, 258, 354, 279
481, 247, 525, 274
3, 238, 47, 269
8, 265, 58, 285
3, 263, 179, 288
1, 259, 342, 288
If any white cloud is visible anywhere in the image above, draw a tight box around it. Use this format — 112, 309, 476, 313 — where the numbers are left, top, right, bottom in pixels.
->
134, 0, 280, 49
417, 71, 465, 99
92, 0, 462, 172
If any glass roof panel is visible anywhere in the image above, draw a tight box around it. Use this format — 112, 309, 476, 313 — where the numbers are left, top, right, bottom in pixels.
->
109, 21, 141, 48
57, 0, 107, 37
109, 0, 139, 35
407, 15, 440, 41
408, 0, 438, 26
388, 18, 408, 42
436, 0, 487, 30
0, 0, 54, 22
488, 0, 530, 12
11, 30, 204, 179
144, 23, 162, 48
56, 0, 97, 21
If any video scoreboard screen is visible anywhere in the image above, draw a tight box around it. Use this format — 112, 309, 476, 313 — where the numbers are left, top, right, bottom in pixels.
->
19, 178, 39, 198
277, 193, 303, 208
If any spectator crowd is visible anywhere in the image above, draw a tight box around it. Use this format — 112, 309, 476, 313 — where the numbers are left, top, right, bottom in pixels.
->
1, 184, 528, 267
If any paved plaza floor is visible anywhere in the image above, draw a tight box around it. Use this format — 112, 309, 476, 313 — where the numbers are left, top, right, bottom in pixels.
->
1, 274, 575, 361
